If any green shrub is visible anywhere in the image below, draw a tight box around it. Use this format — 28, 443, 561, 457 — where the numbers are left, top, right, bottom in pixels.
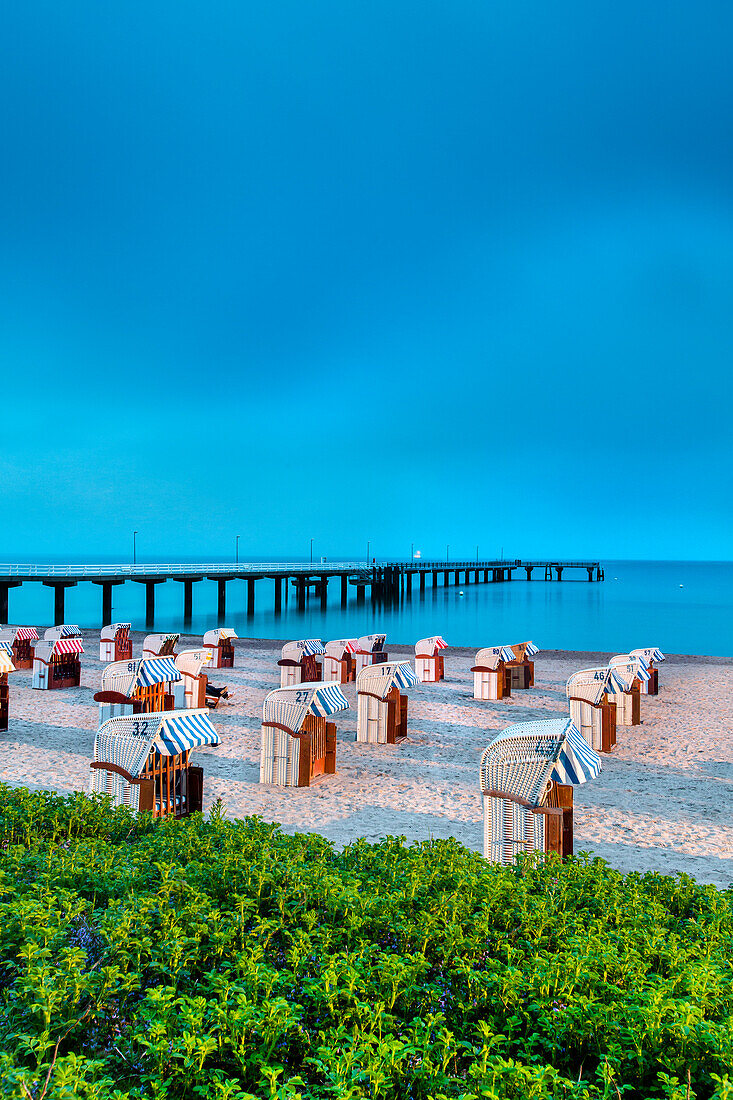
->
0, 783, 731, 1099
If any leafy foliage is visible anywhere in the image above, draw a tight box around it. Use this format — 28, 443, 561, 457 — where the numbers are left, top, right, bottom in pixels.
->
0, 784, 731, 1099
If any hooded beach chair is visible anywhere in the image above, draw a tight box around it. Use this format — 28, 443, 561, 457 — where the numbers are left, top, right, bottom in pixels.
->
630, 647, 664, 696
259, 681, 349, 786
174, 648, 213, 709
32, 626, 84, 690
277, 639, 326, 687
480, 717, 601, 864
321, 639, 359, 683
471, 646, 515, 700
0, 626, 38, 669
0, 649, 16, 731
565, 666, 626, 751
202, 627, 238, 669
94, 655, 182, 721
90, 708, 219, 818
608, 654, 651, 726
352, 634, 388, 675
414, 636, 447, 683
99, 623, 132, 663
142, 633, 179, 658
506, 640, 540, 689
355, 660, 419, 744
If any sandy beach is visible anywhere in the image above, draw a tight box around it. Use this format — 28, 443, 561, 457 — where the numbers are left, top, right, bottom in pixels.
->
1, 632, 731, 889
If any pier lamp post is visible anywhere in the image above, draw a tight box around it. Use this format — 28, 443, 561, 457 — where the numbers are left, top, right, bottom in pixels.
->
235, 535, 240, 565
367, 540, 370, 565
310, 538, 314, 564
476, 545, 479, 562
133, 531, 138, 565
446, 543, 449, 563
411, 542, 414, 561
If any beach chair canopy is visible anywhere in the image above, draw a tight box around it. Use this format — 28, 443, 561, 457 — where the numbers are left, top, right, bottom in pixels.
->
355, 634, 387, 654
473, 645, 515, 669
566, 666, 626, 705
509, 640, 540, 661
175, 648, 212, 678
96, 708, 220, 761
415, 636, 447, 657
609, 654, 651, 686
0, 651, 16, 675
100, 623, 131, 642
203, 627, 238, 646
630, 647, 665, 665
44, 625, 82, 641
324, 638, 359, 660
0, 626, 38, 644
263, 682, 349, 735
280, 639, 326, 661
356, 660, 419, 700
34, 637, 84, 661
143, 633, 179, 655
480, 718, 600, 805
100, 656, 181, 698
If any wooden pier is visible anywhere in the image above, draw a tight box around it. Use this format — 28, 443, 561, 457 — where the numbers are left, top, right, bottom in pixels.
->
0, 559, 604, 627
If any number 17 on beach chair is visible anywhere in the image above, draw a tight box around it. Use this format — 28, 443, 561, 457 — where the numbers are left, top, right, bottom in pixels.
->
260, 682, 349, 786
356, 660, 419, 744
480, 718, 601, 864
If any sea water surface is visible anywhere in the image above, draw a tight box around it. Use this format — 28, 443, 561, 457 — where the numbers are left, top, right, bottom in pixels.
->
4, 560, 732, 657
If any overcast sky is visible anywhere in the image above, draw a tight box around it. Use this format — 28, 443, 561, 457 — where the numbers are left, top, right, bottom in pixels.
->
1, 1, 731, 562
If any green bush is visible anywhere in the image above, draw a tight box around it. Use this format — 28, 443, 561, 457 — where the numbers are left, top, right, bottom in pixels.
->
0, 783, 731, 1100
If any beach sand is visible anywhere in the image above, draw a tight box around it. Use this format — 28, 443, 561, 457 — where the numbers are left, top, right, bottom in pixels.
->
1, 633, 731, 888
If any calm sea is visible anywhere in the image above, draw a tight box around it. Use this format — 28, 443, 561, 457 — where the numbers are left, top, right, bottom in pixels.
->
4, 560, 732, 657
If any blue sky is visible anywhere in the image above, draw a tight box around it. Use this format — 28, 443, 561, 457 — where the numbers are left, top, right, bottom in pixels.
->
1, 1, 731, 562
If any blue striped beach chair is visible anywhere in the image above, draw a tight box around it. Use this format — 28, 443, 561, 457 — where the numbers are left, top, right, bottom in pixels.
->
480, 718, 601, 864
90, 709, 219, 818
260, 682, 349, 786
356, 660, 419, 744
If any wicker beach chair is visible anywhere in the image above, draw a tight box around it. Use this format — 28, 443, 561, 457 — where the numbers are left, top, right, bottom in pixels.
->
356, 660, 419, 744
353, 634, 388, 675
471, 646, 515, 700
506, 640, 540, 689
32, 626, 83, 690
566, 666, 626, 751
175, 648, 212, 709
99, 623, 132, 663
0, 649, 17, 731
608, 655, 651, 727
321, 639, 359, 683
278, 639, 326, 687
480, 718, 601, 864
142, 633, 179, 659
414, 636, 447, 683
630, 647, 664, 696
94, 656, 182, 721
203, 627, 238, 668
0, 626, 38, 669
259, 681, 349, 786
90, 709, 219, 817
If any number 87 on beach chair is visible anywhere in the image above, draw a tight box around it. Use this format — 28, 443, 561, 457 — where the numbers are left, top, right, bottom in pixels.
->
259, 682, 349, 786
480, 718, 601, 864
